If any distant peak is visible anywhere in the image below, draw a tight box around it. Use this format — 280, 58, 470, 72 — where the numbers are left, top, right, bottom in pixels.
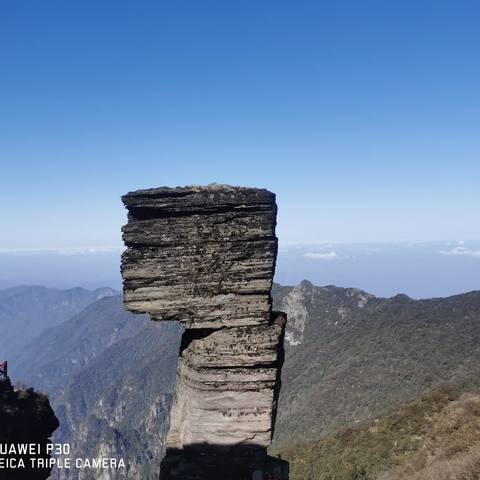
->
94, 287, 118, 298
393, 293, 411, 302
298, 280, 314, 289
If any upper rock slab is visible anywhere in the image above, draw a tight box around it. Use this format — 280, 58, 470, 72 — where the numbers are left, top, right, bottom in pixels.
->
121, 185, 278, 329
122, 185, 276, 219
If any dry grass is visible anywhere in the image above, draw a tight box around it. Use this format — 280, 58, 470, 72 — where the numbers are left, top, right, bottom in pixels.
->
275, 388, 480, 480
383, 446, 480, 480
378, 393, 480, 480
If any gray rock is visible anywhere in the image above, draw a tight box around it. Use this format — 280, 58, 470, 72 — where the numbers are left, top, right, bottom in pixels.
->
121, 185, 277, 329
121, 184, 287, 479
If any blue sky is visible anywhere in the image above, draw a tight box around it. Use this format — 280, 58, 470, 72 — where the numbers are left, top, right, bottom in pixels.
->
1, 0, 480, 249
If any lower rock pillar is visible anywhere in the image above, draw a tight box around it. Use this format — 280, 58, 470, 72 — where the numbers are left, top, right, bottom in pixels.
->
160, 313, 288, 480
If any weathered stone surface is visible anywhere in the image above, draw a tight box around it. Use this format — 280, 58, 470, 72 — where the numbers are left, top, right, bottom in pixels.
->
121, 185, 277, 329
121, 185, 287, 479
167, 315, 285, 451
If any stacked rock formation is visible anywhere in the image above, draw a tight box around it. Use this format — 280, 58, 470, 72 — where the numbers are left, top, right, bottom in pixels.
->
121, 185, 288, 479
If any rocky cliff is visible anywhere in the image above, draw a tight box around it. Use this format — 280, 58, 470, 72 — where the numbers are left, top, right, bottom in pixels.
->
0, 375, 59, 479
121, 185, 288, 479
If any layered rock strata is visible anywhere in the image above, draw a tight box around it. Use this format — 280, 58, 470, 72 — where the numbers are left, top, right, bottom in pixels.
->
121, 185, 287, 479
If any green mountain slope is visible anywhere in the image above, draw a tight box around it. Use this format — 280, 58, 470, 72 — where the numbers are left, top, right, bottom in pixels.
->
14, 295, 147, 390
10, 281, 480, 478
274, 385, 480, 480
272, 281, 480, 446
15, 295, 180, 479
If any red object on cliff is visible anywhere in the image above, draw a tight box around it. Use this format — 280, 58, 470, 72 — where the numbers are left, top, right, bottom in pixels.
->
0, 360, 7, 377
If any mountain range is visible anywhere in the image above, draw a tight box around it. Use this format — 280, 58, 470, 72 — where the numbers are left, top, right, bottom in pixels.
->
0, 285, 116, 373
274, 280, 480, 445
4, 282, 480, 479
13, 294, 180, 479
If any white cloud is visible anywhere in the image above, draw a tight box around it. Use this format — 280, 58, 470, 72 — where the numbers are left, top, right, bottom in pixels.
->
0, 246, 124, 255
438, 246, 480, 258
304, 251, 340, 260
56, 246, 124, 256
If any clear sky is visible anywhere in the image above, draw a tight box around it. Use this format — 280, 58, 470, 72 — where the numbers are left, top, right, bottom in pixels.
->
1, 0, 479, 248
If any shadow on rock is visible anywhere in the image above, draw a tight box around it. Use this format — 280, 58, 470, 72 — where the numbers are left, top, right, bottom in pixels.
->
160, 443, 289, 480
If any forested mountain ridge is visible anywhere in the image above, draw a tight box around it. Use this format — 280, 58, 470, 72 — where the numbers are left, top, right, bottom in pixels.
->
15, 295, 180, 479
274, 385, 480, 480
0, 285, 116, 367
10, 281, 480, 478
272, 280, 480, 445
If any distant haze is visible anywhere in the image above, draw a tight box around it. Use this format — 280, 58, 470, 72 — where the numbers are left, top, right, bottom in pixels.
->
1, 240, 479, 299
275, 240, 480, 298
